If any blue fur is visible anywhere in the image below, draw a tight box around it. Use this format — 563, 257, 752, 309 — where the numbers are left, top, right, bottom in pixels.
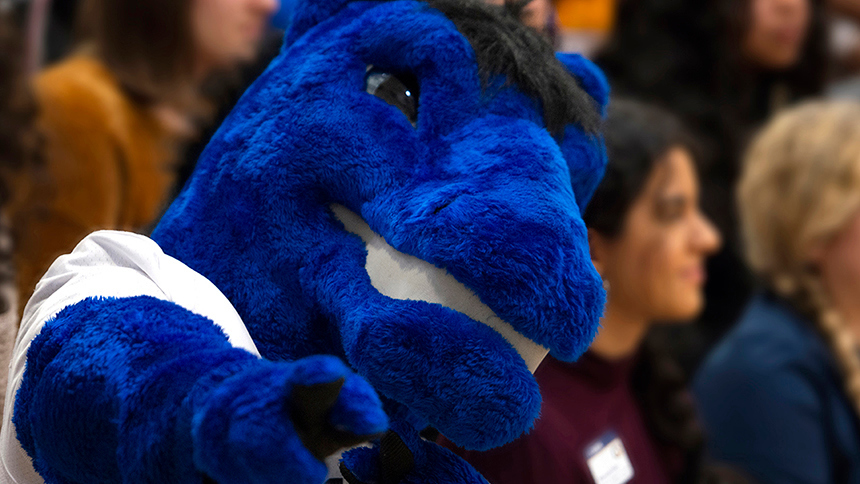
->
15, 297, 386, 484
341, 403, 494, 484
15, 1, 608, 482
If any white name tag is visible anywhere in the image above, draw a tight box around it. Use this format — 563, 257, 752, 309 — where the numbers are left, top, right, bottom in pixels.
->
584, 431, 634, 484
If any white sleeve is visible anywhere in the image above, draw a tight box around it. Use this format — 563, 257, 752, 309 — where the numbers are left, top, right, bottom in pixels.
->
0, 230, 258, 484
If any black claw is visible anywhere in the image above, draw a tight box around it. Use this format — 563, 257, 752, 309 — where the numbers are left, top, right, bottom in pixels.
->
337, 431, 414, 484
291, 378, 347, 460
379, 431, 414, 484
340, 461, 372, 484
291, 378, 386, 461
418, 426, 439, 442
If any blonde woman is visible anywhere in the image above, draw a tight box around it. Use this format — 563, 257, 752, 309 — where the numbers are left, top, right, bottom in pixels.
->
695, 101, 860, 484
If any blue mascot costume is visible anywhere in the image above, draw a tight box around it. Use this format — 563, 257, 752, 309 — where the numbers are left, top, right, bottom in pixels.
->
1, 0, 609, 482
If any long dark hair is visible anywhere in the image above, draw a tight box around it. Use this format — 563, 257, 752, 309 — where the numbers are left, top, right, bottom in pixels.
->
76, 0, 199, 109
584, 100, 754, 484
0, 11, 40, 206
0, 11, 41, 314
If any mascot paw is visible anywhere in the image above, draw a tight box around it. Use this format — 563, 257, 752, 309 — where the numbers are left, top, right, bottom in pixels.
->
192, 355, 388, 484
339, 408, 489, 484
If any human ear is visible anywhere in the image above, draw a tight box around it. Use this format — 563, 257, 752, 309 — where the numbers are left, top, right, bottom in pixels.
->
588, 228, 608, 279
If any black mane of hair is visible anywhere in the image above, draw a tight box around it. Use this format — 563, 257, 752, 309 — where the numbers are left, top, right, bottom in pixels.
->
173, 0, 600, 196
426, 0, 600, 135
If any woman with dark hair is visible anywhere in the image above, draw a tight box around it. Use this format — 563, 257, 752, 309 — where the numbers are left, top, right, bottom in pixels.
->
10, 0, 278, 310
597, 0, 824, 170
441, 100, 746, 484
595, 0, 826, 366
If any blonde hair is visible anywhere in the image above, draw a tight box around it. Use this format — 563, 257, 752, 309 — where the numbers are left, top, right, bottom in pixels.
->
739, 100, 860, 415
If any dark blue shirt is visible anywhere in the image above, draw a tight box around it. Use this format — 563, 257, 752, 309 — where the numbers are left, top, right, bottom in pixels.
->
695, 293, 860, 484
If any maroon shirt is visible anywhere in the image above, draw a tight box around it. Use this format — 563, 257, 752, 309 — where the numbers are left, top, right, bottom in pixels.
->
440, 352, 680, 484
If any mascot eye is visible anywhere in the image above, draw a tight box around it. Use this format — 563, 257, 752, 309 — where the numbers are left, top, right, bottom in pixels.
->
365, 67, 420, 126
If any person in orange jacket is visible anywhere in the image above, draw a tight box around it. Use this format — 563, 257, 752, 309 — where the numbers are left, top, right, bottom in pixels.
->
11, 0, 279, 310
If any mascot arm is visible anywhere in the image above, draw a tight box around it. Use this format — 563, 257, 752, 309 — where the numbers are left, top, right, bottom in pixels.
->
303, 235, 539, 453
14, 296, 386, 484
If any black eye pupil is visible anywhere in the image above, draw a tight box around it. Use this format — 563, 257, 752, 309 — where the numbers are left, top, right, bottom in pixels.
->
366, 67, 419, 126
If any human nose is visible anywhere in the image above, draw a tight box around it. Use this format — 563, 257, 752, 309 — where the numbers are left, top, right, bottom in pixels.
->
691, 211, 722, 254
773, 0, 807, 15
255, 0, 279, 15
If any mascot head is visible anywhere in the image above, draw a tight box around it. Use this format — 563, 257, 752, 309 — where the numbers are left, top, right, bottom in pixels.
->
154, 0, 608, 452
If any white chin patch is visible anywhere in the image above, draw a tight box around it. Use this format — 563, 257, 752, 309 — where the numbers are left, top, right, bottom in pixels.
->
331, 204, 549, 374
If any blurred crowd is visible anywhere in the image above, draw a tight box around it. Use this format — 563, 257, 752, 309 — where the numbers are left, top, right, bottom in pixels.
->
3, 0, 860, 483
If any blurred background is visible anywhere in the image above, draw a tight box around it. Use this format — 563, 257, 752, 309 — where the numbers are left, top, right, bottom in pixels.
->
4, 0, 860, 483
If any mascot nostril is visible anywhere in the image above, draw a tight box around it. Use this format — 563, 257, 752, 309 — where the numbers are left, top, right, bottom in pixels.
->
3, 0, 609, 483
431, 200, 453, 216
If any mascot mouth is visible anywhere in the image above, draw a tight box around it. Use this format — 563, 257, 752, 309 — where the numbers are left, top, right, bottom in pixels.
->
331, 204, 549, 373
